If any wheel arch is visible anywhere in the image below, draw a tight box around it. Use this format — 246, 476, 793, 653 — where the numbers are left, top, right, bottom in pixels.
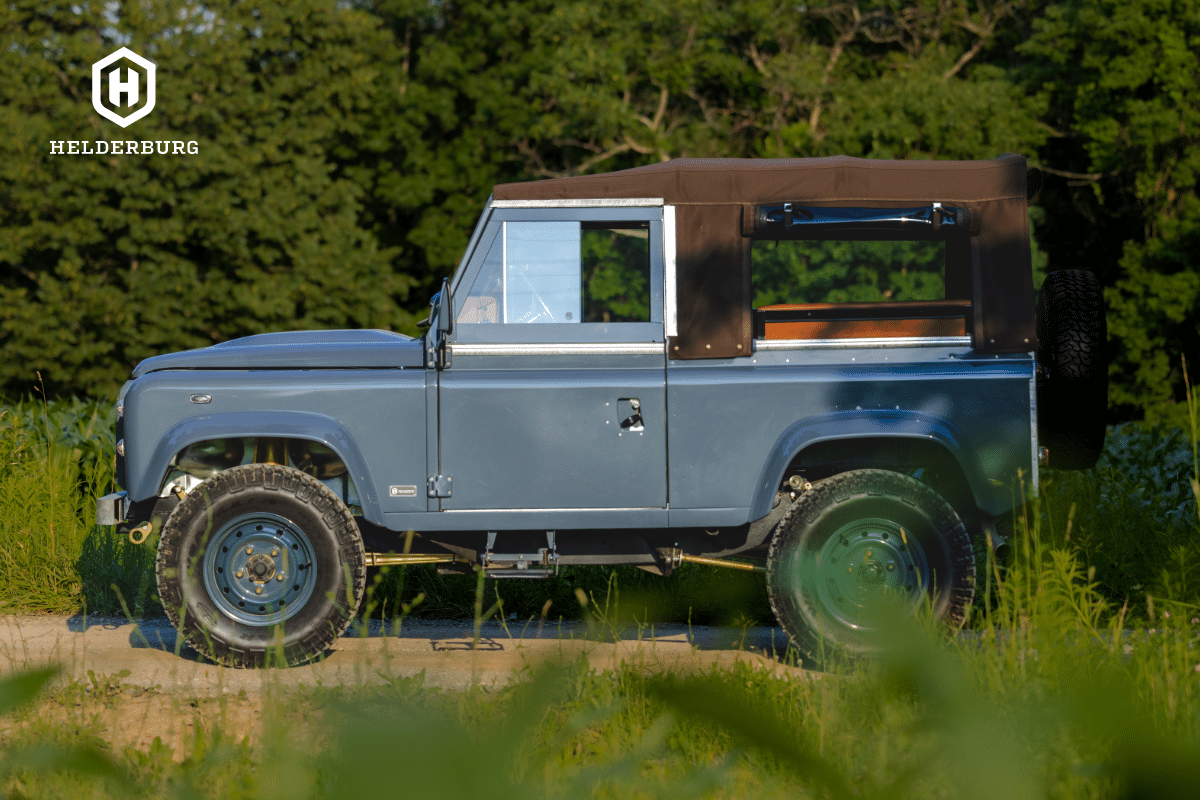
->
749, 410, 992, 525
130, 411, 383, 524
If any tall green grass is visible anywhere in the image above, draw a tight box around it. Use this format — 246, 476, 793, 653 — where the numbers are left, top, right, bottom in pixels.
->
0, 379, 1196, 798
1, 527, 1199, 799
1037, 420, 1200, 619
0, 398, 155, 615
0, 384, 1197, 797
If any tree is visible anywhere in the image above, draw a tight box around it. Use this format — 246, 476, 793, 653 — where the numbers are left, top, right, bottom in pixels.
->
0, 0, 415, 400
1021, 0, 1200, 424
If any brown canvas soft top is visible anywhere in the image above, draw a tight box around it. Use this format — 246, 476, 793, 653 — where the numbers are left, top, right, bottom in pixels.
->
494, 155, 1034, 356
494, 154, 1028, 206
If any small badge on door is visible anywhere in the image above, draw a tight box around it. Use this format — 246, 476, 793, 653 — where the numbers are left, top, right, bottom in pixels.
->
389, 485, 418, 498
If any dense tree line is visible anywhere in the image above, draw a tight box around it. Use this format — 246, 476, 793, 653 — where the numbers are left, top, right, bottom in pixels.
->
1, 0, 1196, 424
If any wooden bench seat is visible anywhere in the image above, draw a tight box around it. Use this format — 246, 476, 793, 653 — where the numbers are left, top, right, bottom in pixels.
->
755, 299, 972, 340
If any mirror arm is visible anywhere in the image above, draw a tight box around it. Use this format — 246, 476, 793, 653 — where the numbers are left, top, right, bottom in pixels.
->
437, 278, 452, 335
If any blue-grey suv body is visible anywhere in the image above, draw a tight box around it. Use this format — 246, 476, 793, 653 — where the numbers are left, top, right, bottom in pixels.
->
98, 154, 1107, 666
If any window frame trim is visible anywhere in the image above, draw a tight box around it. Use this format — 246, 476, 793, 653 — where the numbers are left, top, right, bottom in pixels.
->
450, 206, 665, 345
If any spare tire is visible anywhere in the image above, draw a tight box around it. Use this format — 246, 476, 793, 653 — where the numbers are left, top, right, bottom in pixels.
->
1036, 270, 1107, 469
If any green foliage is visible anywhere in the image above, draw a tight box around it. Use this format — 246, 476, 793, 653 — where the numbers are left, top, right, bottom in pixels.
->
0, 0, 416, 400
0, 399, 156, 614
1038, 423, 1200, 614
581, 227, 651, 322
752, 239, 946, 306
0, 668, 59, 717
6, 604, 1200, 798
1, 0, 1194, 420
1020, 0, 1200, 424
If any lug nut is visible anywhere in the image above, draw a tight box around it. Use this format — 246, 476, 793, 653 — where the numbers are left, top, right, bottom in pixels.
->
246, 546, 253, 555
235, 570, 244, 578
271, 548, 279, 557
887, 563, 895, 571
255, 586, 263, 595
277, 574, 285, 581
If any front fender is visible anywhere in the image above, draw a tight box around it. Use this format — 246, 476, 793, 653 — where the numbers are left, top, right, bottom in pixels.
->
129, 411, 383, 525
748, 410, 987, 521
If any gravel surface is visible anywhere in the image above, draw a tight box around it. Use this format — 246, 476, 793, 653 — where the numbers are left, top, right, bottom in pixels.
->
0, 615, 806, 694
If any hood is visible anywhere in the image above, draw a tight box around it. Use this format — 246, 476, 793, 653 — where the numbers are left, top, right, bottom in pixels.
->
131, 329, 424, 377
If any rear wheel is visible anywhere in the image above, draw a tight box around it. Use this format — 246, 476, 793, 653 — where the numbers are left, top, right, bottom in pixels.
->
766, 469, 975, 665
156, 464, 366, 667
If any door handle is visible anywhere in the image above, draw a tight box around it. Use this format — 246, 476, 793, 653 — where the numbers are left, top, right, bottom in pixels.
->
619, 398, 644, 431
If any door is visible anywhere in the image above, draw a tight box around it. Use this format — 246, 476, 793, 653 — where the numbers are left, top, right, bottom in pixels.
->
435, 206, 667, 515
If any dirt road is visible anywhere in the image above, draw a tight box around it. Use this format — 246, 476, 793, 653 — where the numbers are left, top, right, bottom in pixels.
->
0, 615, 806, 694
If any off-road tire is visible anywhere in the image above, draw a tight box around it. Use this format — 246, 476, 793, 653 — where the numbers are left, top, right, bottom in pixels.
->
1036, 270, 1107, 469
156, 464, 366, 667
766, 469, 975, 666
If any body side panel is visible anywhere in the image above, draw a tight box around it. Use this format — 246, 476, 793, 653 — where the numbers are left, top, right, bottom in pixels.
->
123, 370, 427, 525
666, 345, 1033, 524
436, 353, 666, 510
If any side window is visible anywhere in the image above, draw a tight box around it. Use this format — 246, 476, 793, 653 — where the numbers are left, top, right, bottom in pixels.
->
457, 220, 652, 324
506, 221, 581, 323
457, 233, 503, 323
753, 240, 948, 307
747, 204, 972, 341
582, 222, 651, 322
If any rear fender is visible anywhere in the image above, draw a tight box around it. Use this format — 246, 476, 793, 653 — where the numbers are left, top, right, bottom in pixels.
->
749, 410, 986, 522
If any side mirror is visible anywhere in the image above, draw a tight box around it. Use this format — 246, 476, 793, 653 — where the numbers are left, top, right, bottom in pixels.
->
437, 277, 452, 334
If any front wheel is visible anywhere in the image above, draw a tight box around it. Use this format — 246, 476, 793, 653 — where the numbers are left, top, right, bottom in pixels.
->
766, 469, 975, 665
156, 464, 366, 667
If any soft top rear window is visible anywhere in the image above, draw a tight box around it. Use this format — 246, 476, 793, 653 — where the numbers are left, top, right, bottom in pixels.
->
753, 239, 950, 307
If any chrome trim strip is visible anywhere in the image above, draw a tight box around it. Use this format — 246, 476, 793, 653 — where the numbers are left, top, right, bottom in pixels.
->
445, 507, 662, 513
451, 342, 665, 356
753, 336, 973, 351
491, 198, 664, 208
663, 205, 678, 338
501, 223, 508, 323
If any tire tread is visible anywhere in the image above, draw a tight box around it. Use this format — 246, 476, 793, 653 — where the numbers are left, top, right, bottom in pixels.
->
766, 469, 974, 665
156, 463, 365, 668
1036, 270, 1107, 469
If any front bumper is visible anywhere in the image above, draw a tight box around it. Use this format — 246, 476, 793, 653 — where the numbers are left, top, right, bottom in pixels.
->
96, 491, 128, 526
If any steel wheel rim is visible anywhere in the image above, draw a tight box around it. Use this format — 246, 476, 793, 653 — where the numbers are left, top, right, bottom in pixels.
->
804, 517, 931, 631
202, 512, 317, 627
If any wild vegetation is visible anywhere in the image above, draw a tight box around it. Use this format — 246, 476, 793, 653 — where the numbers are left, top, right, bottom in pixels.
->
3, 0, 1197, 426
0, 364, 1196, 800
0, 430, 1197, 797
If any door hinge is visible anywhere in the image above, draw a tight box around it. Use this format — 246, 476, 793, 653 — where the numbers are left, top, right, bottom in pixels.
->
427, 333, 451, 370
427, 474, 453, 498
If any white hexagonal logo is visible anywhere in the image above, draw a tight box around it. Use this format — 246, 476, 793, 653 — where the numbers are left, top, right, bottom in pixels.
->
92, 47, 156, 128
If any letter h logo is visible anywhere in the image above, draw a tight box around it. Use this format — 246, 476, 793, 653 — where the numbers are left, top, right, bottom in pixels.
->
92, 48, 156, 128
